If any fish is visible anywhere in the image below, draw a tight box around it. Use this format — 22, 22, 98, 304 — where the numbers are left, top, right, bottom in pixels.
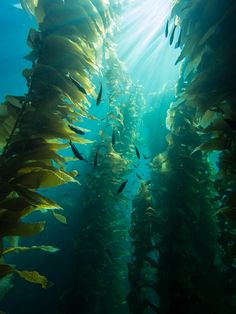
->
68, 124, 85, 135
68, 74, 87, 95
117, 179, 128, 194
112, 129, 116, 146
134, 145, 140, 159
175, 30, 182, 48
94, 152, 98, 167
224, 119, 236, 130
165, 20, 169, 38
133, 164, 138, 169
170, 24, 177, 45
136, 174, 142, 180
143, 154, 151, 160
69, 140, 86, 161
96, 84, 103, 106
146, 180, 152, 185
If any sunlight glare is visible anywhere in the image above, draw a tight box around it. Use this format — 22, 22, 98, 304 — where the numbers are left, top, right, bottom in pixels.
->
118, 0, 180, 93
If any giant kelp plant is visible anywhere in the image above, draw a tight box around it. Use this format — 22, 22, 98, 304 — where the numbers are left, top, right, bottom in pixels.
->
0, 0, 121, 292
152, 96, 226, 314
169, 0, 236, 242
61, 45, 145, 314
128, 182, 159, 314
168, 0, 236, 308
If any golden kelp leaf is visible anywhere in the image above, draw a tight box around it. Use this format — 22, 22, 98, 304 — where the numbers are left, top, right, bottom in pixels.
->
52, 212, 67, 224
191, 137, 228, 155
15, 270, 48, 289
20, 0, 39, 15
2, 221, 45, 237
14, 185, 62, 211
0, 264, 50, 289
198, 109, 219, 128
6, 148, 65, 168
3, 245, 59, 255
69, 136, 93, 145
5, 95, 24, 109
13, 168, 78, 189
109, 152, 123, 162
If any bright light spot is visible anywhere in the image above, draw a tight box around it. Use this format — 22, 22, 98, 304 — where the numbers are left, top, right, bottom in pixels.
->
118, 0, 180, 94
13, 3, 23, 10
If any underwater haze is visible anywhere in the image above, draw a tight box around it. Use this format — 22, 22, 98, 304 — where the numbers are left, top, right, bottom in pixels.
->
0, 1, 236, 314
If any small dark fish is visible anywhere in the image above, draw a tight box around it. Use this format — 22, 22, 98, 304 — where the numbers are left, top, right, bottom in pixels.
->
133, 164, 138, 169
112, 129, 116, 146
69, 75, 87, 95
170, 24, 177, 45
134, 145, 140, 159
94, 152, 98, 167
69, 140, 86, 161
117, 179, 128, 194
143, 154, 151, 160
136, 173, 142, 180
68, 124, 85, 135
146, 180, 152, 186
224, 119, 236, 130
96, 84, 103, 106
165, 19, 169, 38
175, 30, 182, 48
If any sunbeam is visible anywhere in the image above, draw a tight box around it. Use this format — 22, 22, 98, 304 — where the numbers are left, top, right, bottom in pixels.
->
118, 0, 180, 93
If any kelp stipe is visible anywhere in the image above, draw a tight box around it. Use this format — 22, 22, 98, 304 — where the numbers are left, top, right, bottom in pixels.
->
128, 183, 159, 314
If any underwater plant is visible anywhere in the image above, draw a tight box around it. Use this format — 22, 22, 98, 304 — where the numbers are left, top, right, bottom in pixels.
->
152, 97, 226, 314
0, 0, 119, 291
127, 182, 159, 314
60, 42, 145, 314
169, 0, 236, 239
167, 0, 236, 309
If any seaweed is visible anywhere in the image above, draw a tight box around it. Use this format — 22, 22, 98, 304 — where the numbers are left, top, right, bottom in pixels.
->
0, 0, 117, 290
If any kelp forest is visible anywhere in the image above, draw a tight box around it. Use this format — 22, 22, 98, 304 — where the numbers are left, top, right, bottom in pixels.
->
0, 0, 236, 313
